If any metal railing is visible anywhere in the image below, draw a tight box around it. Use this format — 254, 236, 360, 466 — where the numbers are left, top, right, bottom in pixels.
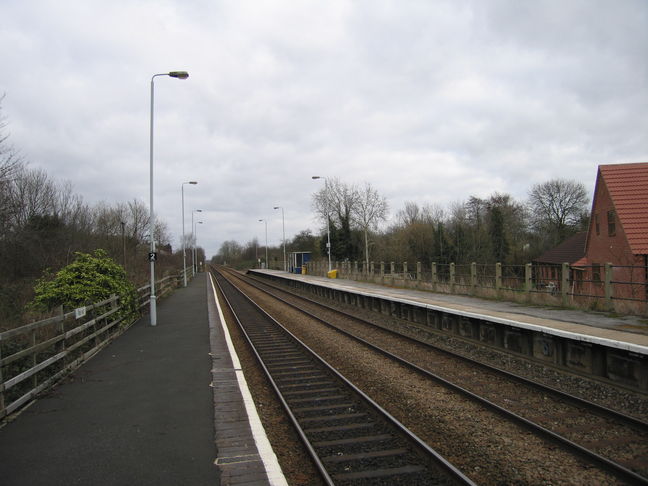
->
0, 272, 185, 419
305, 260, 648, 316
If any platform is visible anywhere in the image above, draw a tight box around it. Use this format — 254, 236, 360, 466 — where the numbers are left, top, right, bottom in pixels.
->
250, 269, 648, 391
0, 273, 287, 486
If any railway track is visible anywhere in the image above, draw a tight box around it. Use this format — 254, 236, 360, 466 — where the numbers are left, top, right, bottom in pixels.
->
211, 268, 475, 485
220, 267, 648, 485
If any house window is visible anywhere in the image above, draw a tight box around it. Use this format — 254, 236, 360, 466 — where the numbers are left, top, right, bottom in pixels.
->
592, 263, 601, 283
595, 213, 600, 236
607, 210, 616, 236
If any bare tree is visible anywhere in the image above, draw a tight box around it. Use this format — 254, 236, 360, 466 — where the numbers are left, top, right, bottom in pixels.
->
312, 177, 360, 260
396, 201, 422, 226
10, 168, 58, 228
528, 178, 588, 245
352, 182, 388, 266
0, 95, 22, 181
128, 199, 150, 243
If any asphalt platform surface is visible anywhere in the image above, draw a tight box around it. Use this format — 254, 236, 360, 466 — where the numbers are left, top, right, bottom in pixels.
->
0, 274, 218, 485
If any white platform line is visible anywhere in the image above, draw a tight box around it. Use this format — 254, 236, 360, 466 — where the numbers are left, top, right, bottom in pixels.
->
208, 273, 288, 486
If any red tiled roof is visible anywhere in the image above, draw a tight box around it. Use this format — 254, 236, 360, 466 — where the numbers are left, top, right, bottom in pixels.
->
599, 162, 648, 254
533, 231, 587, 264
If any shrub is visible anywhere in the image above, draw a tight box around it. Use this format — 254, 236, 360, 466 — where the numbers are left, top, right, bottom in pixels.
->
30, 249, 139, 323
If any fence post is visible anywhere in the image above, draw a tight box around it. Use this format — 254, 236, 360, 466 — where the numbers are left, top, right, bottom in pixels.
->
403, 261, 408, 277
380, 262, 385, 285
390, 262, 395, 275
604, 263, 613, 310
31, 328, 37, 389
495, 263, 502, 292
58, 305, 66, 367
450, 263, 456, 293
561, 262, 569, 307
370, 261, 374, 277
525, 263, 532, 297
417, 262, 422, 283
471, 262, 477, 294
0, 344, 4, 414
432, 263, 437, 291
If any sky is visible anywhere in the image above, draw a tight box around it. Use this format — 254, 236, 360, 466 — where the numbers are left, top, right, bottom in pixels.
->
1, 0, 647, 258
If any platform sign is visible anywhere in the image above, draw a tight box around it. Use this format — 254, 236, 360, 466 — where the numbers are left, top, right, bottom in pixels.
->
148, 252, 157, 262
75, 306, 86, 320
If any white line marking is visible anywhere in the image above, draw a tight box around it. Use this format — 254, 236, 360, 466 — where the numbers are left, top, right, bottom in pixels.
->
208, 273, 288, 486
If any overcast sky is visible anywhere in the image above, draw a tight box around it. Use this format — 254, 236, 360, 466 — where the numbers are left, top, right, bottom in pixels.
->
1, 0, 647, 258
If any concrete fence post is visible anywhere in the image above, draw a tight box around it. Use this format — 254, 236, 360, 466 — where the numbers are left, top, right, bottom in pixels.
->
380, 262, 385, 285
561, 262, 569, 307
450, 262, 456, 293
432, 263, 437, 291
495, 262, 502, 292
417, 262, 422, 281
525, 263, 532, 296
471, 262, 477, 293
370, 261, 375, 277
604, 263, 613, 310
390, 262, 395, 275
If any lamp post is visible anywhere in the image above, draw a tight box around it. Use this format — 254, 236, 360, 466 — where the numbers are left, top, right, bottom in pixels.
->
273, 206, 286, 272
149, 70, 189, 327
258, 219, 268, 269
194, 221, 203, 273
120, 221, 127, 271
181, 181, 197, 287
312, 176, 331, 272
191, 209, 203, 276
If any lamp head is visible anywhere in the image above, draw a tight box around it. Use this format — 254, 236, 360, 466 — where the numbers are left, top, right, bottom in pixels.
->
189, 181, 197, 185
311, 176, 320, 180
273, 206, 280, 209
169, 71, 189, 79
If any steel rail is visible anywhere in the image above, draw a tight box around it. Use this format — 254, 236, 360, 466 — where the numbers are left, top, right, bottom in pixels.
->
229, 267, 648, 485
212, 268, 476, 486
244, 270, 648, 430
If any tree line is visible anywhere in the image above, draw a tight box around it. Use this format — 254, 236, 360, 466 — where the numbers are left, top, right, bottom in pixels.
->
0, 99, 198, 327
213, 176, 590, 271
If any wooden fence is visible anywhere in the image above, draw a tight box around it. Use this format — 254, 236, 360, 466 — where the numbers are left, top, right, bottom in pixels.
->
0, 272, 184, 419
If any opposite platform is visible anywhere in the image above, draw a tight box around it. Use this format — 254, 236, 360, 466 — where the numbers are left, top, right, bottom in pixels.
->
250, 269, 648, 391
250, 269, 648, 351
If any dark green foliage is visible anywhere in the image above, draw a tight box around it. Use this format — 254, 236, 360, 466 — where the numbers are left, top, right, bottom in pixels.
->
30, 249, 138, 323
488, 206, 509, 262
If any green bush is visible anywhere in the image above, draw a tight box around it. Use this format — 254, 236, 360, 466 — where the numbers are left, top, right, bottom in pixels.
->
30, 249, 139, 323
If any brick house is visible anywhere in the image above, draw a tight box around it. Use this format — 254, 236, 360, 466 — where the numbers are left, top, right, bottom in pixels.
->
533, 231, 587, 293
576, 162, 648, 302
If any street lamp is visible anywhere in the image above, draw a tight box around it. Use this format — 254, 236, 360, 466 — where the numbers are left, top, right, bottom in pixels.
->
194, 221, 203, 273
191, 209, 203, 276
274, 206, 286, 272
258, 219, 268, 269
312, 176, 331, 272
149, 70, 189, 327
181, 181, 198, 287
